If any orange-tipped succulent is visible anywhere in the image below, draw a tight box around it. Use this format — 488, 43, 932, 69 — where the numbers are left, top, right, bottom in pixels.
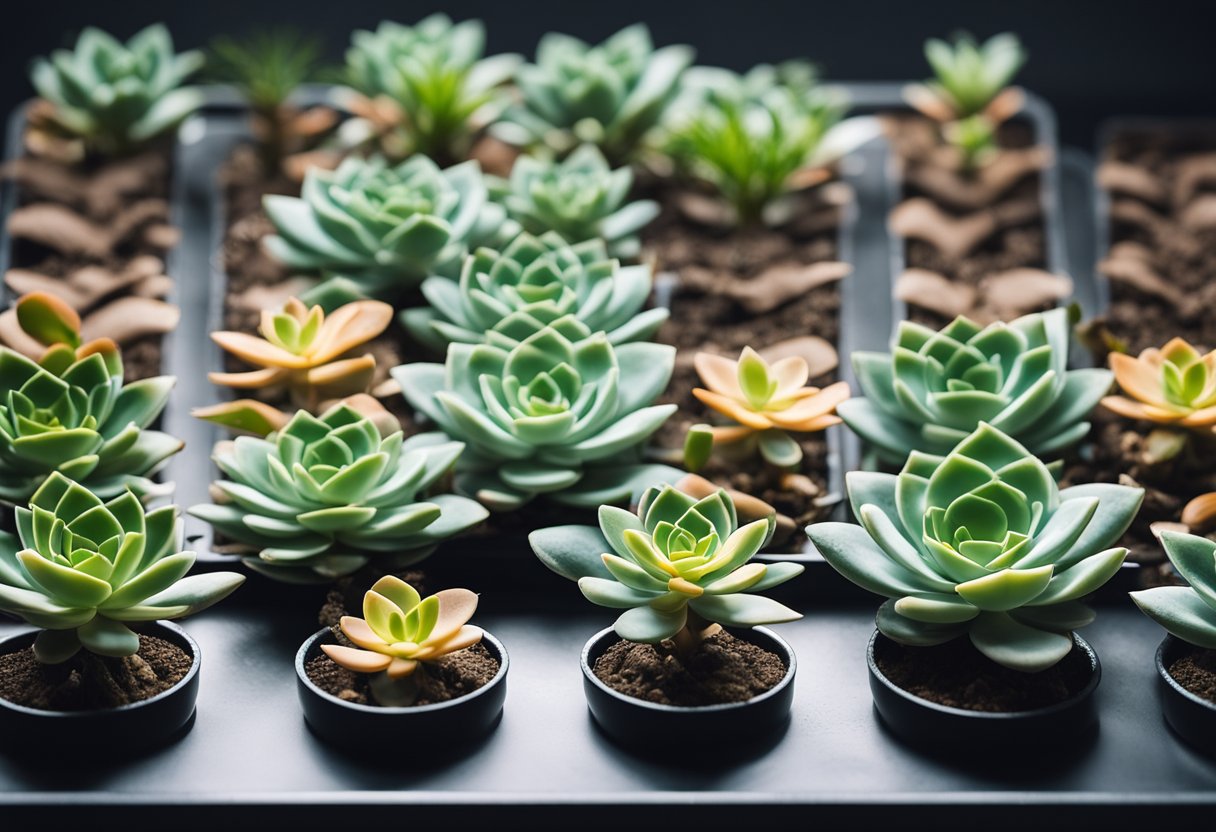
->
691, 347, 850, 468
1102, 338, 1216, 430
8, 291, 121, 374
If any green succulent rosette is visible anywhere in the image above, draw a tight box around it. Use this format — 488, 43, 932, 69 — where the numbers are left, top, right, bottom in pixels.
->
0, 346, 180, 504
393, 317, 680, 510
837, 309, 1112, 464
492, 23, 694, 161
0, 472, 243, 663
1132, 532, 1216, 649
808, 423, 1143, 672
531, 484, 803, 642
30, 23, 203, 154
189, 403, 488, 583
401, 230, 667, 353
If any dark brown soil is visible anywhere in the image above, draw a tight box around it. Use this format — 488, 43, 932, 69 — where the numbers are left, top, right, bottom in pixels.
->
1169, 646, 1216, 704
593, 629, 788, 707
874, 633, 1094, 713
0, 634, 192, 711
306, 638, 499, 707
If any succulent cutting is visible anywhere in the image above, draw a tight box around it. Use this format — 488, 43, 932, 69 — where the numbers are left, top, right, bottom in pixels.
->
837, 310, 1112, 464
0, 472, 244, 663
321, 576, 484, 706
189, 400, 488, 582
904, 32, 1026, 122
393, 318, 679, 510
1101, 338, 1216, 430
808, 423, 1143, 672
401, 231, 667, 353
1131, 531, 1216, 649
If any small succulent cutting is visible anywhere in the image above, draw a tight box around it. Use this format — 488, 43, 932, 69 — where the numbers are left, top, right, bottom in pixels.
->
492, 144, 659, 258
808, 423, 1143, 672
401, 231, 667, 353
0, 472, 244, 663
30, 24, 203, 156
321, 576, 483, 706
492, 23, 693, 162
394, 318, 680, 510
1132, 531, 1216, 649
0, 294, 180, 504
691, 347, 850, 468
263, 155, 512, 306
531, 484, 802, 659
838, 310, 1112, 464
1102, 338, 1216, 430
342, 15, 519, 161
189, 400, 488, 582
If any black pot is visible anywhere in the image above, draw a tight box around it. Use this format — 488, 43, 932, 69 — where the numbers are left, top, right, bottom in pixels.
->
1155, 635, 1216, 755
0, 621, 200, 755
296, 627, 509, 751
580, 626, 796, 749
867, 630, 1100, 749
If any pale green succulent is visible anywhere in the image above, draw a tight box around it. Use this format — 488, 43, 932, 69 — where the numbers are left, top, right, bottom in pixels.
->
0, 472, 243, 663
0, 345, 180, 505
393, 317, 680, 510
263, 155, 512, 307
808, 423, 1143, 672
31, 24, 203, 154
401, 230, 667, 353
189, 403, 488, 582
531, 484, 802, 644
1132, 532, 1216, 649
838, 310, 1113, 465
492, 23, 694, 162
920, 32, 1026, 120
491, 144, 659, 258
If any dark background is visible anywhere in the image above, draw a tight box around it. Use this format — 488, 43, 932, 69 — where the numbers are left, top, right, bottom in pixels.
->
1, 0, 1213, 148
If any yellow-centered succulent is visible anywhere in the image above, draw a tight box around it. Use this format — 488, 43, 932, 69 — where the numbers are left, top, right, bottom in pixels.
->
1102, 338, 1216, 430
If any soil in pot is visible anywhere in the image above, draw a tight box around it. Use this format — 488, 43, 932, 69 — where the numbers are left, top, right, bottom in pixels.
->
874, 634, 1093, 712
1168, 646, 1216, 705
592, 629, 786, 707
0, 634, 192, 711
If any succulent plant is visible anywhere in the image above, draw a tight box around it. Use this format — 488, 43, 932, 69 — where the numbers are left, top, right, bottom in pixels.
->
691, 347, 850, 468
1132, 531, 1216, 649
491, 144, 659, 258
1102, 338, 1216, 430
837, 310, 1112, 464
394, 317, 680, 510
531, 484, 802, 656
492, 23, 694, 162
0, 472, 244, 663
401, 231, 667, 353
30, 24, 204, 155
321, 576, 483, 706
808, 423, 1143, 672
263, 155, 512, 306
189, 400, 488, 582
342, 15, 520, 160
905, 32, 1026, 122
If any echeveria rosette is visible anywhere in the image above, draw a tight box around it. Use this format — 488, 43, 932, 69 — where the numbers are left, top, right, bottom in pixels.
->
530, 484, 803, 643
393, 318, 680, 510
492, 145, 659, 258
1102, 338, 1216, 430
0, 472, 244, 663
492, 23, 694, 162
401, 231, 667, 353
1131, 532, 1216, 649
808, 423, 1143, 672
189, 403, 488, 583
30, 24, 203, 155
838, 309, 1112, 464
263, 155, 512, 306
0, 346, 180, 504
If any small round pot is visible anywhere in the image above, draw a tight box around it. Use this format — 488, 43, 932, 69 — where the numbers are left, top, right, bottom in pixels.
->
580, 626, 796, 749
867, 630, 1100, 749
0, 621, 200, 755
296, 627, 508, 751
1156, 635, 1216, 754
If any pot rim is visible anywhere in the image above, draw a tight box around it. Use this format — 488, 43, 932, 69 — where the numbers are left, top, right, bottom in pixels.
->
1155, 634, 1216, 712
296, 625, 509, 714
0, 620, 200, 719
867, 629, 1101, 720
579, 625, 797, 714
